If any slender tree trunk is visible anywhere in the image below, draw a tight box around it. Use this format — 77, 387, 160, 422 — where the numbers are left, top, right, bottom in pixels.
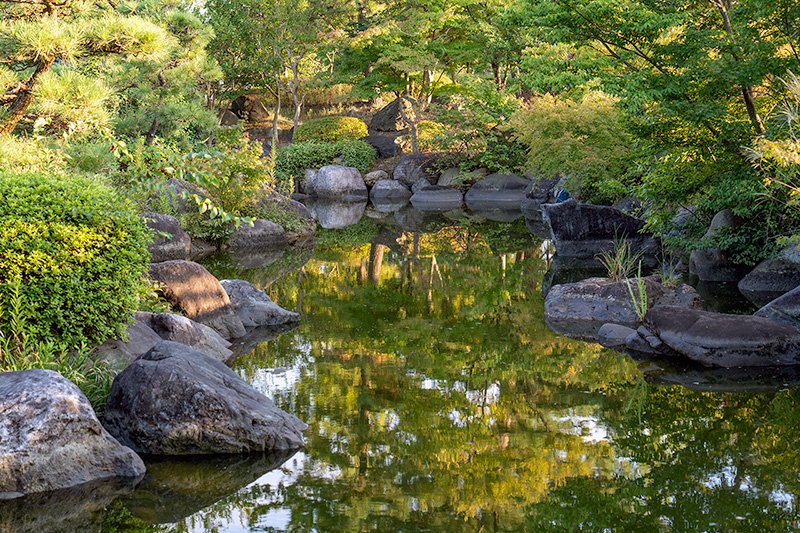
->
0, 57, 55, 135
369, 244, 385, 285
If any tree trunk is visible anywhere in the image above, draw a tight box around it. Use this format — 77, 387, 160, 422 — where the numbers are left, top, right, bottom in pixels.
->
0, 57, 55, 135
369, 244, 385, 285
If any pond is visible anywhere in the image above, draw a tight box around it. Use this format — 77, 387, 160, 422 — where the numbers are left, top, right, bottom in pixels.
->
8, 209, 800, 532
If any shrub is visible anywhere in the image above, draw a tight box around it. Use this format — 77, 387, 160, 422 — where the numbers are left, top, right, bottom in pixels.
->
276, 139, 376, 183
293, 116, 368, 143
0, 170, 151, 350
335, 139, 376, 174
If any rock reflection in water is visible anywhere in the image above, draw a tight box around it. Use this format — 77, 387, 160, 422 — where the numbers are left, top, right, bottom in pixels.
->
122, 450, 298, 524
306, 198, 367, 229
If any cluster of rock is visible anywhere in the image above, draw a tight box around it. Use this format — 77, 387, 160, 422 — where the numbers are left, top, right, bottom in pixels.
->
1, 258, 307, 501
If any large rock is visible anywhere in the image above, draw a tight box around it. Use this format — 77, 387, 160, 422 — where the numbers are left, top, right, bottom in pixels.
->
0, 370, 145, 499
464, 173, 531, 207
689, 209, 751, 282
364, 170, 389, 187
307, 165, 367, 198
542, 199, 659, 260
645, 305, 800, 367
755, 284, 800, 330
410, 185, 463, 212
140, 213, 191, 263
392, 153, 443, 188
544, 276, 671, 340
137, 311, 234, 363
523, 174, 561, 205
227, 218, 287, 251
92, 314, 163, 369
230, 94, 271, 122
370, 179, 412, 200
220, 279, 300, 328
738, 250, 800, 307
149, 260, 246, 339
360, 133, 402, 159
438, 167, 489, 190
369, 97, 416, 132
104, 341, 307, 454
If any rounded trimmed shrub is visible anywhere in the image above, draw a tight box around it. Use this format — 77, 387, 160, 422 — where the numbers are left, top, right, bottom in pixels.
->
293, 116, 368, 143
0, 170, 151, 349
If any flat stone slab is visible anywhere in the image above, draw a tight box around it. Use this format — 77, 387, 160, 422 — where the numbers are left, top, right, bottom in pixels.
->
646, 305, 800, 367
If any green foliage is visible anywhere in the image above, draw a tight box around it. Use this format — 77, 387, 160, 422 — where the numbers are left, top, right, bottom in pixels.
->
294, 116, 368, 143
276, 139, 376, 183
0, 170, 151, 350
596, 237, 643, 282
511, 92, 637, 204
624, 263, 648, 321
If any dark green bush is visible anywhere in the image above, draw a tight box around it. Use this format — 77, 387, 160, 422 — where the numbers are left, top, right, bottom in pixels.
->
293, 116, 368, 143
276, 140, 376, 182
334, 139, 376, 174
0, 170, 151, 349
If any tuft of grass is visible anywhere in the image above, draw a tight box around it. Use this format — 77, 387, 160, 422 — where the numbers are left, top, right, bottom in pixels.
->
625, 262, 649, 321
596, 236, 643, 282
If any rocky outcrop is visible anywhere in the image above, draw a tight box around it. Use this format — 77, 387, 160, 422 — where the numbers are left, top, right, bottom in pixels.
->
137, 311, 234, 363
141, 213, 191, 263
464, 173, 531, 207
522, 174, 561, 207
369, 97, 416, 132
92, 314, 163, 368
227, 218, 287, 251
149, 260, 246, 339
393, 153, 443, 189
104, 341, 307, 455
220, 279, 300, 328
644, 306, 800, 367
689, 209, 751, 282
410, 185, 463, 211
230, 94, 271, 122
754, 284, 800, 330
305, 165, 367, 198
361, 133, 402, 158
364, 170, 389, 187
0, 370, 145, 499
738, 248, 800, 307
370, 179, 412, 200
542, 200, 659, 260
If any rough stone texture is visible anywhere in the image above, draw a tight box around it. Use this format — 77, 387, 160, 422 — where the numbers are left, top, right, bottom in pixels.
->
370, 179, 412, 200
360, 133, 402, 159
645, 305, 800, 367
149, 260, 246, 339
612, 197, 650, 219
652, 283, 703, 309
0, 370, 145, 499
92, 315, 163, 369
306, 198, 367, 229
227, 218, 287, 251
689, 209, 752, 282
524, 174, 561, 205
301, 169, 318, 195
307, 165, 367, 198
542, 199, 659, 260
464, 173, 531, 207
544, 276, 671, 341
754, 284, 800, 331
624, 330, 661, 355
393, 153, 444, 188
523, 208, 553, 240
364, 170, 389, 187
137, 311, 234, 363
369, 97, 416, 132
738, 257, 800, 308
597, 323, 637, 349
410, 185, 463, 212
230, 94, 270, 122
220, 279, 300, 328
104, 341, 307, 454
140, 213, 191, 263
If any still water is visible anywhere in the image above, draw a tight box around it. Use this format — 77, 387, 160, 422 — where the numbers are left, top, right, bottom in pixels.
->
13, 212, 800, 532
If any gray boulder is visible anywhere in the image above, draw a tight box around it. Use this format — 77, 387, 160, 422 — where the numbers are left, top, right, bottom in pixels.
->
370, 179, 412, 200
104, 341, 307, 454
307, 165, 367, 198
689, 209, 752, 282
227, 218, 287, 251
544, 276, 671, 340
360, 133, 402, 158
523, 174, 561, 205
464, 173, 531, 207
230, 94, 270, 122
755, 284, 800, 330
137, 311, 234, 363
0, 370, 145, 499
645, 305, 800, 367
542, 199, 659, 260
393, 153, 443, 188
149, 260, 246, 339
364, 170, 389, 187
92, 314, 163, 369
140, 213, 191, 263
738, 251, 800, 307
220, 279, 300, 328
597, 323, 637, 350
369, 97, 416, 132
439, 167, 489, 190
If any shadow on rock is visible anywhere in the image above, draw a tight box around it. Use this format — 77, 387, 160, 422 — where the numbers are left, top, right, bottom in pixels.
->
123, 450, 298, 524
